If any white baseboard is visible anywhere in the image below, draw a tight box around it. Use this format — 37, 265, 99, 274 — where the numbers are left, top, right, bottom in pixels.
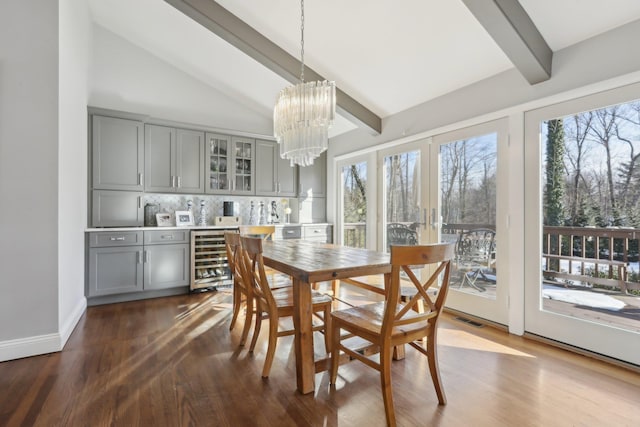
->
0, 297, 87, 362
0, 333, 61, 362
60, 296, 87, 348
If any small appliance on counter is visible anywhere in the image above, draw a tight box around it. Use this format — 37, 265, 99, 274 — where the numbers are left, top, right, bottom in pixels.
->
223, 201, 236, 216
215, 200, 241, 226
144, 203, 159, 226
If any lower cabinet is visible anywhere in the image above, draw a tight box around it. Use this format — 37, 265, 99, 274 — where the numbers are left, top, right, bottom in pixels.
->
303, 224, 332, 243
273, 224, 332, 243
144, 240, 190, 290
88, 245, 144, 296
87, 230, 189, 299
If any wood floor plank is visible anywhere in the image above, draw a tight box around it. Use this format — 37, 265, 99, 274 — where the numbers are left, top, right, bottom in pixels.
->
0, 290, 638, 426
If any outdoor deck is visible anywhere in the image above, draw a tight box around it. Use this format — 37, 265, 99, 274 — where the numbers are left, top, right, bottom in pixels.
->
343, 222, 640, 333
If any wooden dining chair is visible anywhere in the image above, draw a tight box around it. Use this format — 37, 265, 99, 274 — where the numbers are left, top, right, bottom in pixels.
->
240, 235, 333, 378
225, 231, 290, 347
225, 231, 243, 331
330, 242, 456, 427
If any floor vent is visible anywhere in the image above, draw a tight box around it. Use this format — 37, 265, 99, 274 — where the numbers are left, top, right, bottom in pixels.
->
454, 316, 484, 328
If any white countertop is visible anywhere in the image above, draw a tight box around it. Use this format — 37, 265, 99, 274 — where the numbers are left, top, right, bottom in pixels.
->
85, 223, 330, 232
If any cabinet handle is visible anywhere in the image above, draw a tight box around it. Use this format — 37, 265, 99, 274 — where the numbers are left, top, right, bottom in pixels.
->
314, 229, 320, 233
177, 176, 181, 188
137, 251, 142, 264
161, 235, 174, 240
144, 250, 149, 263
138, 196, 142, 209
110, 236, 126, 241
138, 173, 143, 186
285, 230, 294, 234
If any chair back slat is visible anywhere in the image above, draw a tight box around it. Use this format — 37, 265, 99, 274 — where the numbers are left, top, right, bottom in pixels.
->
383, 243, 455, 336
240, 236, 276, 311
225, 231, 252, 296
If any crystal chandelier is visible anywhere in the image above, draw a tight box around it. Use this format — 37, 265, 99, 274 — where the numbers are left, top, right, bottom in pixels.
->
273, 0, 336, 167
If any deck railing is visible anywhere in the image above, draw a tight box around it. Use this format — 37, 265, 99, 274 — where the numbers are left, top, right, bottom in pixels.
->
342, 222, 639, 293
542, 226, 640, 294
343, 222, 367, 248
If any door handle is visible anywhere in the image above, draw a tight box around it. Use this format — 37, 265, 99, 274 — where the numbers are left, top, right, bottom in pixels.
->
431, 208, 437, 230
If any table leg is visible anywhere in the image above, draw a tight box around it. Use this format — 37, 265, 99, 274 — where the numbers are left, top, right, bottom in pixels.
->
292, 278, 315, 394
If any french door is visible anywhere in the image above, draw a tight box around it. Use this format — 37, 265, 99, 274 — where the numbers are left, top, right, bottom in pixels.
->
377, 121, 509, 325
336, 154, 376, 249
524, 83, 640, 365
430, 119, 509, 325
379, 141, 427, 251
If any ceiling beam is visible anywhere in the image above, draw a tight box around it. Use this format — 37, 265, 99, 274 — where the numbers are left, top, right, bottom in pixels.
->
462, 0, 552, 84
164, 0, 382, 135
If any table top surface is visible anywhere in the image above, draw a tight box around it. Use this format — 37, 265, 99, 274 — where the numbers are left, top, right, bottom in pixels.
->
262, 240, 391, 283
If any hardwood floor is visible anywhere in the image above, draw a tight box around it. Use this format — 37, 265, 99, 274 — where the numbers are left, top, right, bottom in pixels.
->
1, 289, 639, 426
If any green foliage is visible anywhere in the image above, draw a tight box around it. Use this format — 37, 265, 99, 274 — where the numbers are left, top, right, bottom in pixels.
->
545, 119, 565, 226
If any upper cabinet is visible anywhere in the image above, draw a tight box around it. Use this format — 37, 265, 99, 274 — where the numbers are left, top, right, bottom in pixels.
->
144, 125, 205, 193
298, 151, 326, 198
255, 139, 297, 197
92, 115, 144, 191
205, 133, 255, 195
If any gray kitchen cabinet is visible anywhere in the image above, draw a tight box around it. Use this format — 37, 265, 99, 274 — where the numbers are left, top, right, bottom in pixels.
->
274, 225, 302, 240
298, 151, 326, 198
144, 243, 190, 290
205, 133, 255, 195
92, 115, 144, 191
88, 230, 190, 299
88, 231, 144, 297
302, 224, 332, 243
145, 124, 205, 193
255, 139, 297, 197
92, 190, 143, 227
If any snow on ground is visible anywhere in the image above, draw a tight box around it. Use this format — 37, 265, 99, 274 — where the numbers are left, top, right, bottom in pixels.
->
542, 285, 626, 311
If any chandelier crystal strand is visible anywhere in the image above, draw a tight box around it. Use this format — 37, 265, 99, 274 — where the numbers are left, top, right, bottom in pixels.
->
273, 0, 335, 167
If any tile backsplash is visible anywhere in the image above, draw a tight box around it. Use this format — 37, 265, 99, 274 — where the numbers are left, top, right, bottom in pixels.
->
142, 194, 300, 226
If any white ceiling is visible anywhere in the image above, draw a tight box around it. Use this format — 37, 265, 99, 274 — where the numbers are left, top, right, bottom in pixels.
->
88, 0, 640, 135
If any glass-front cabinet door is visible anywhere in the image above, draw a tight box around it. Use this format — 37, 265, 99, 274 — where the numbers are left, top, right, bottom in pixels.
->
232, 136, 255, 195
205, 133, 255, 195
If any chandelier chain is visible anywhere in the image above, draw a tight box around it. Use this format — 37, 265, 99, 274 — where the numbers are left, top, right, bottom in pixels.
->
300, 0, 305, 83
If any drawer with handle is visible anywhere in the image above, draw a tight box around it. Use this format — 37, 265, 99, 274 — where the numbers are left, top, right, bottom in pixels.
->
303, 225, 330, 239
275, 226, 302, 240
89, 231, 143, 247
144, 230, 190, 245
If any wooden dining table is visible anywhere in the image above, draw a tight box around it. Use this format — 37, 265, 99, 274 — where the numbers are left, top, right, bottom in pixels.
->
261, 239, 392, 394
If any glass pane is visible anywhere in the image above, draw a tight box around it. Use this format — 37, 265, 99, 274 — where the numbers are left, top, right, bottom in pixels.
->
440, 134, 497, 299
540, 101, 640, 333
342, 162, 367, 248
384, 151, 420, 251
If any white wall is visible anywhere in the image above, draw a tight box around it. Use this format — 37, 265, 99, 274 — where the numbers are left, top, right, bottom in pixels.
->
0, 0, 60, 359
89, 25, 273, 135
58, 0, 91, 345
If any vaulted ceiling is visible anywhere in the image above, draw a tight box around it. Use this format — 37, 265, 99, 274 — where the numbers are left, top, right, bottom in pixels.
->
88, 0, 640, 137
